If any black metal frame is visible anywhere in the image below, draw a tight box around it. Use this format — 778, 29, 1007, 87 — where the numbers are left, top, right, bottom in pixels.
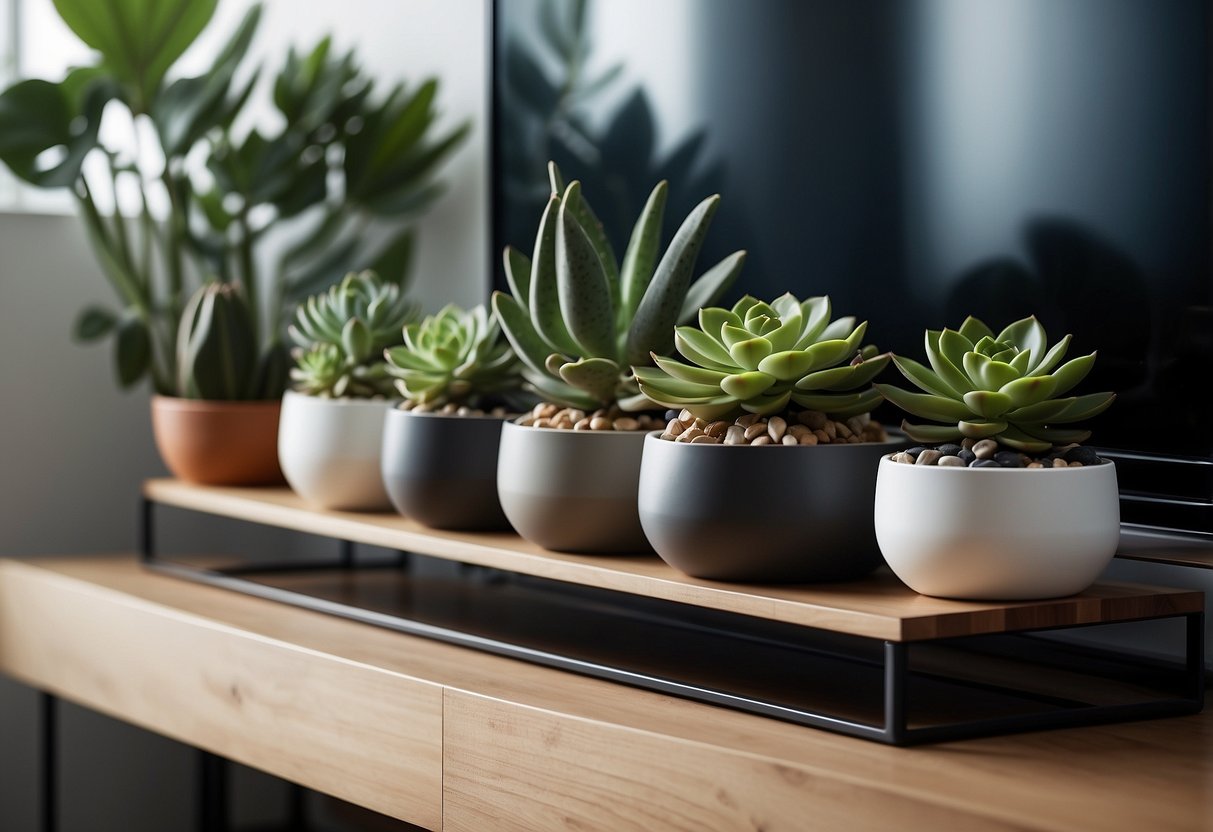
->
138, 496, 1206, 748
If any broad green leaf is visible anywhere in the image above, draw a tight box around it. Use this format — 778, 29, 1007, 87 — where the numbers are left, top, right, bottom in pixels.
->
758, 350, 815, 381
54, 0, 219, 110
817, 315, 856, 342
0, 75, 110, 187
793, 296, 833, 347
698, 307, 741, 342
632, 366, 721, 399
74, 306, 117, 341
1029, 334, 1072, 375
521, 367, 600, 410
797, 354, 889, 391
114, 314, 151, 388
740, 389, 792, 416
800, 339, 853, 373
1002, 398, 1074, 423
925, 330, 974, 393
996, 426, 1054, 453
556, 188, 617, 359
619, 180, 667, 321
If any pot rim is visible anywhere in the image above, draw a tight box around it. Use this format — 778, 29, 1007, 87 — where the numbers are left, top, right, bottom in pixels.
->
878, 453, 1115, 472
151, 394, 281, 412
643, 429, 906, 450
390, 407, 514, 422
501, 420, 651, 439
282, 389, 397, 409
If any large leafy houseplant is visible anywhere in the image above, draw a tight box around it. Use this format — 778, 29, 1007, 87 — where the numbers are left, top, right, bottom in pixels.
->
0, 0, 467, 399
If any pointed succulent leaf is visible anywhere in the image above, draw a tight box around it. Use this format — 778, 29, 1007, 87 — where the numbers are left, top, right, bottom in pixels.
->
995, 426, 1054, 453
760, 300, 805, 353
619, 180, 668, 321
997, 316, 1047, 360
528, 194, 581, 355
800, 339, 854, 373
1045, 391, 1116, 423
818, 316, 856, 342
900, 420, 965, 444
794, 296, 832, 347
677, 251, 746, 325
1001, 397, 1075, 423
731, 295, 761, 318
563, 176, 619, 289
797, 354, 889, 391
632, 366, 723, 399
740, 389, 792, 416
790, 388, 883, 418
720, 371, 776, 400
651, 353, 728, 385
958, 420, 1008, 439
492, 291, 554, 377
545, 352, 566, 376
963, 390, 1015, 419
503, 246, 532, 309
875, 384, 975, 422
699, 307, 741, 342
728, 337, 774, 371
757, 349, 816, 381
626, 194, 720, 364
958, 316, 995, 345
998, 375, 1058, 408
924, 330, 974, 394
720, 324, 755, 351
675, 326, 737, 371
939, 329, 977, 377
557, 189, 618, 359
522, 367, 601, 410
1029, 334, 1071, 375
890, 355, 959, 398
962, 352, 1020, 390
546, 160, 564, 195
1049, 352, 1097, 396
1009, 349, 1034, 375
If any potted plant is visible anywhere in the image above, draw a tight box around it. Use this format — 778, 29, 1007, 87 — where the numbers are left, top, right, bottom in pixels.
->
632, 293, 900, 581
872, 315, 1118, 600
278, 272, 415, 511
492, 163, 746, 553
381, 304, 531, 529
0, 0, 466, 484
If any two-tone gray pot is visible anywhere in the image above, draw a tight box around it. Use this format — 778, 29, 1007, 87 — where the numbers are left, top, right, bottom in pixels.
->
638, 432, 906, 582
497, 421, 651, 553
381, 409, 510, 530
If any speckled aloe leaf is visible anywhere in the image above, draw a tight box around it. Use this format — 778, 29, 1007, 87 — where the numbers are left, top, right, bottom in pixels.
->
558, 356, 621, 403
651, 353, 728, 385
674, 326, 736, 371
492, 291, 552, 377
625, 194, 721, 366
561, 175, 619, 293
874, 384, 974, 422
962, 351, 1020, 390
1029, 334, 1071, 375
503, 246, 532, 311
619, 180, 668, 322
790, 388, 883, 418
889, 355, 958, 398
1049, 352, 1097, 396
528, 195, 581, 356
901, 421, 965, 443
958, 316, 995, 344
963, 390, 1014, 419
556, 187, 618, 359
728, 336, 774, 371
997, 316, 1047, 361
999, 374, 1057, 407
677, 250, 746, 325
958, 419, 1008, 439
720, 371, 776, 400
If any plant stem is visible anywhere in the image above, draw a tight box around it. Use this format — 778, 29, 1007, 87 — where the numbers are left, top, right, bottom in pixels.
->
238, 208, 259, 348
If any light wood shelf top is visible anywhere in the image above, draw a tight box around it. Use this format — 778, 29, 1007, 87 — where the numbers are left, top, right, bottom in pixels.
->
143, 479, 1203, 642
2, 556, 1210, 832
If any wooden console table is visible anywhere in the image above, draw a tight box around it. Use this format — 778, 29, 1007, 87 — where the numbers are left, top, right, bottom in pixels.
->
1, 556, 1210, 831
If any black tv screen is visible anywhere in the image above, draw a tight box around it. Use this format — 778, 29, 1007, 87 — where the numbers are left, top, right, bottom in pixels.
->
493, 0, 1213, 533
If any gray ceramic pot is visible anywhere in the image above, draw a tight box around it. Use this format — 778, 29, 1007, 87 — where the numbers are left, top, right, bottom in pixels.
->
381, 409, 510, 530
497, 421, 652, 553
638, 432, 907, 582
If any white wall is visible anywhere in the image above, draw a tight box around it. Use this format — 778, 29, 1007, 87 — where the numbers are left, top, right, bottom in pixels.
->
0, 2, 489, 829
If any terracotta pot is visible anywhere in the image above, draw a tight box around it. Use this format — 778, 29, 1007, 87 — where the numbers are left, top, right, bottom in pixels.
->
150, 395, 284, 486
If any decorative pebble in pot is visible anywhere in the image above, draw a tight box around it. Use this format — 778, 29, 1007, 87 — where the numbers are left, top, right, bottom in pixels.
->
493, 162, 746, 553
278, 272, 415, 511
381, 304, 532, 530
873, 315, 1119, 600
635, 293, 903, 582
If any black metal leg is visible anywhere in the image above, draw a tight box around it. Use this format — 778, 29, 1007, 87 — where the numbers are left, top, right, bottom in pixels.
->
339, 540, 355, 569
883, 641, 907, 744
1187, 612, 1206, 705
286, 782, 307, 827
40, 692, 56, 832
197, 751, 228, 832
140, 497, 155, 563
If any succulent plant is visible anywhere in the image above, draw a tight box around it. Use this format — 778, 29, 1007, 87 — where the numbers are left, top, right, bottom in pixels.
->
176, 283, 276, 400
384, 304, 527, 409
288, 271, 417, 398
492, 162, 746, 411
633, 293, 889, 420
874, 316, 1115, 452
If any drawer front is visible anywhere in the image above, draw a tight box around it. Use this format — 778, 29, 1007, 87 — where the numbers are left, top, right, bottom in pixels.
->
0, 564, 442, 830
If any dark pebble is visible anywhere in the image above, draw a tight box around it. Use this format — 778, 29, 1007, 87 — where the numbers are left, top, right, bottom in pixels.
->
994, 451, 1023, 468
970, 459, 1001, 468
665, 409, 680, 421
958, 449, 976, 463
937, 444, 963, 457
906, 446, 927, 458
1063, 446, 1102, 466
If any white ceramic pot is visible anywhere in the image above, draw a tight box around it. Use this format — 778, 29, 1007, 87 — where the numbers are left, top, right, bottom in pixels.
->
278, 390, 393, 511
874, 456, 1120, 600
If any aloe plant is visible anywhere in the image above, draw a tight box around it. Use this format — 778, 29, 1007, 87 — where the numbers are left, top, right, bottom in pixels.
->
633, 293, 888, 420
288, 272, 416, 398
384, 304, 527, 409
874, 316, 1115, 452
0, 0, 465, 397
492, 162, 746, 410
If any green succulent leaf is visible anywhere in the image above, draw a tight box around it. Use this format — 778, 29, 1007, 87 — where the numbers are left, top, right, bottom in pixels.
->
1049, 352, 1097, 396
900, 421, 965, 443
741, 389, 792, 416
619, 180, 668, 322
1029, 334, 1072, 375
342, 318, 373, 363
957, 316, 995, 345
720, 371, 776, 400
556, 188, 618, 359
1047, 392, 1116, 423
962, 390, 1015, 419
492, 291, 552, 377
633, 366, 725, 399
962, 351, 1020, 391
698, 307, 741, 342
528, 194, 581, 356
558, 357, 620, 403
790, 388, 884, 418
874, 384, 974, 422
677, 250, 746, 325
728, 337, 774, 371
995, 426, 1054, 453
674, 326, 737, 371
504, 247, 532, 309
997, 316, 1047, 362
999, 375, 1058, 408
958, 420, 1008, 439
796, 354, 889, 391
651, 354, 728, 385
890, 355, 959, 398
925, 330, 975, 394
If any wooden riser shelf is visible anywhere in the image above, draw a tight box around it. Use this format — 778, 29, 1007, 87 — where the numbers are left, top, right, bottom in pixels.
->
141, 479, 1206, 745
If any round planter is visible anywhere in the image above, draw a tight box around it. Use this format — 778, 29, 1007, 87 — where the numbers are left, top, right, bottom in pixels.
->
382, 409, 510, 530
638, 432, 905, 582
150, 395, 284, 485
497, 421, 651, 553
278, 390, 393, 511
874, 456, 1120, 600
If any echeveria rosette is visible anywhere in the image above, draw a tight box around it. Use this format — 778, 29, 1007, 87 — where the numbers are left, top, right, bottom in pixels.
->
384, 304, 529, 409
874, 316, 1115, 453
633, 293, 890, 421
491, 162, 746, 411
288, 270, 416, 398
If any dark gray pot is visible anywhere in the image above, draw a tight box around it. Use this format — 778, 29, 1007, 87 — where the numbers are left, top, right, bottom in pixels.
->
381, 409, 510, 530
497, 421, 652, 553
638, 432, 907, 583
